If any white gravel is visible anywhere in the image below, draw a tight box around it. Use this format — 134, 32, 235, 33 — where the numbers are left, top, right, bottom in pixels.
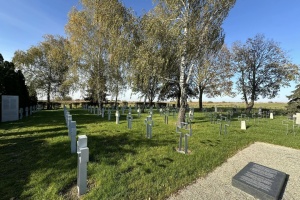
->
167, 142, 300, 200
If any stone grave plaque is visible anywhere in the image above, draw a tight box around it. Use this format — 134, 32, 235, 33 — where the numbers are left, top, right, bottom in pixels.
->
232, 162, 287, 200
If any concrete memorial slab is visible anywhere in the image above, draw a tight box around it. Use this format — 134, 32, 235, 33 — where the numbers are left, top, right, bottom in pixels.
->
1, 95, 19, 122
270, 113, 274, 119
232, 162, 287, 200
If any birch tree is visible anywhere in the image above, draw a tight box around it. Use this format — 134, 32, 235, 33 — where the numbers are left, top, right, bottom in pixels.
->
153, 0, 236, 124
65, 0, 133, 107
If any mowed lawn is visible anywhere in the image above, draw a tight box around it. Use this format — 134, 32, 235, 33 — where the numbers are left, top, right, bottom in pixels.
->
0, 106, 299, 199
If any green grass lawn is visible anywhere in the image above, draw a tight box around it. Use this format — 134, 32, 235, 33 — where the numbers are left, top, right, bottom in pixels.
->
1, 107, 299, 199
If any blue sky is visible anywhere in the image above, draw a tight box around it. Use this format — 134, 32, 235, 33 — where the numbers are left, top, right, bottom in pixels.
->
1, 0, 299, 102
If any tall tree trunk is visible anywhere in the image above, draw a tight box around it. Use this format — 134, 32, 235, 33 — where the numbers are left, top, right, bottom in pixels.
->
198, 87, 204, 110
177, 86, 181, 108
47, 82, 51, 110
115, 96, 118, 109
246, 100, 254, 113
142, 95, 147, 113
177, 24, 188, 126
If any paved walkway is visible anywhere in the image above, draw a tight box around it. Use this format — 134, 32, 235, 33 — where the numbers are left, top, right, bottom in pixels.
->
167, 142, 300, 200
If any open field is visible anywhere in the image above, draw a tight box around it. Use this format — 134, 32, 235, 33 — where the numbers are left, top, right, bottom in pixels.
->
0, 105, 299, 199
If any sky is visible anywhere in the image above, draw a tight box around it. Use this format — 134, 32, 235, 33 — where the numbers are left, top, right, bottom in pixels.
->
0, 0, 299, 102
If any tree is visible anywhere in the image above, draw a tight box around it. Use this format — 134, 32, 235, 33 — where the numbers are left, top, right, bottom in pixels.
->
128, 15, 165, 108
13, 35, 71, 109
286, 85, 300, 114
66, 0, 134, 108
232, 34, 299, 111
194, 44, 234, 109
0, 53, 35, 119
152, 0, 236, 124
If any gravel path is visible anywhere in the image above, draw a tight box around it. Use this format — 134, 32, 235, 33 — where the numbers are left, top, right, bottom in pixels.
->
167, 142, 300, 200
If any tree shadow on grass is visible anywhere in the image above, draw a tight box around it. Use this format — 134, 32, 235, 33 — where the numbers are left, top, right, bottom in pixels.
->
87, 133, 175, 166
200, 139, 222, 147
0, 132, 77, 199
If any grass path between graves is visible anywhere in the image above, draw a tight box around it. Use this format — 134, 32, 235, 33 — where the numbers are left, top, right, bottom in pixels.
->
0, 108, 299, 199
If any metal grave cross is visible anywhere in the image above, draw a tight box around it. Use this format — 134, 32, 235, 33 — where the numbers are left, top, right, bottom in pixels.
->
144, 116, 153, 139
176, 121, 192, 154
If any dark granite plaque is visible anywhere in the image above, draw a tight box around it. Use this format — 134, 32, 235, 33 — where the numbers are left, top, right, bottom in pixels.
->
232, 162, 288, 200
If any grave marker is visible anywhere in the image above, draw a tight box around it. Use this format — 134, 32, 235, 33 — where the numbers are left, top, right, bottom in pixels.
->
77, 135, 89, 195
19, 108, 23, 120
296, 113, 300, 125
159, 108, 163, 116
145, 116, 153, 139
115, 110, 120, 124
68, 114, 72, 131
164, 112, 168, 124
108, 109, 111, 120
176, 121, 192, 154
70, 121, 77, 153
25, 107, 28, 117
137, 107, 141, 118
127, 113, 133, 129
241, 121, 246, 130
232, 162, 287, 200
